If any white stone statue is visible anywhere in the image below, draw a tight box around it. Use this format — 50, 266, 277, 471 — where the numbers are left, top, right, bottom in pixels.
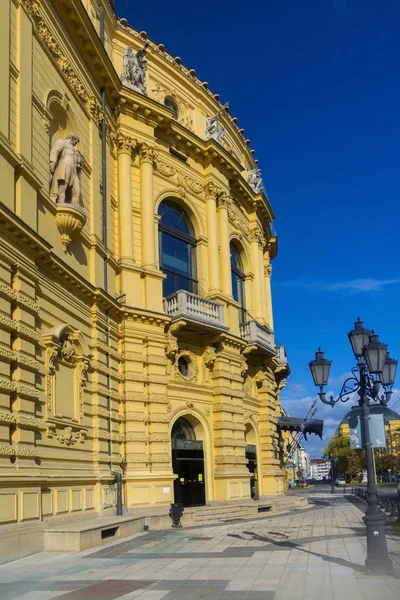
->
205, 102, 229, 144
248, 168, 264, 194
49, 133, 84, 204
121, 43, 149, 96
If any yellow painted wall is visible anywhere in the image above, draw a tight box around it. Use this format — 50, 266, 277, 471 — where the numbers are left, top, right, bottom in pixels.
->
0, 0, 287, 546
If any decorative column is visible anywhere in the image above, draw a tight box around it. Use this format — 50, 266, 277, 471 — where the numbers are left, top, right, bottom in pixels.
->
217, 193, 232, 298
258, 237, 267, 324
139, 144, 157, 269
205, 183, 221, 295
249, 226, 264, 322
117, 134, 136, 263
264, 253, 274, 330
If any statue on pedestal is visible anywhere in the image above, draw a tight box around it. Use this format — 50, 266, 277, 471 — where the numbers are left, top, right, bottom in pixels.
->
121, 43, 149, 96
49, 133, 84, 204
205, 102, 229, 144
248, 168, 264, 194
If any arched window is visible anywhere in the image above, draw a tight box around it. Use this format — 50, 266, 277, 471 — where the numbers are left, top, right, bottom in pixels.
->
158, 201, 197, 297
164, 96, 179, 120
230, 242, 246, 323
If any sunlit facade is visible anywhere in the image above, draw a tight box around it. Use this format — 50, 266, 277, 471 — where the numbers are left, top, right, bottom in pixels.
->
0, 0, 289, 559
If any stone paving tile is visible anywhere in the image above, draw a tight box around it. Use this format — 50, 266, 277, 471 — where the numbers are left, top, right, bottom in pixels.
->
2, 494, 400, 600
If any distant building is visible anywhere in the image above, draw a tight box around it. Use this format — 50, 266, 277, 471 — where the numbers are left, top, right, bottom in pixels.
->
310, 458, 331, 480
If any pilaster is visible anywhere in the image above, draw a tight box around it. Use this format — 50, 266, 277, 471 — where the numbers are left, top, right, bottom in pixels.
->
256, 365, 285, 495
211, 337, 250, 501
205, 182, 221, 295
139, 144, 164, 312
263, 251, 274, 330
117, 134, 142, 307
249, 225, 265, 323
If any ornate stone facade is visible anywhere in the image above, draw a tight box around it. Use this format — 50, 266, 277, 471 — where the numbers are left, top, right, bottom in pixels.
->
0, 0, 287, 560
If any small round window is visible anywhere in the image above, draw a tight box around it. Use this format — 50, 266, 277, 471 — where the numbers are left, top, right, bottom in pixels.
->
164, 96, 179, 120
178, 355, 190, 377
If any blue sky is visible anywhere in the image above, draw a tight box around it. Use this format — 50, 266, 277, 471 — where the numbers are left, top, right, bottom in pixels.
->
115, 0, 400, 456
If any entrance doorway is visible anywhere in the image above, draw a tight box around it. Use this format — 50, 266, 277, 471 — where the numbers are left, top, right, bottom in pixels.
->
171, 417, 206, 507
245, 424, 259, 499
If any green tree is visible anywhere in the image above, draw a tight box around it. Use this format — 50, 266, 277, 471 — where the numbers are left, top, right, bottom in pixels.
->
324, 434, 365, 481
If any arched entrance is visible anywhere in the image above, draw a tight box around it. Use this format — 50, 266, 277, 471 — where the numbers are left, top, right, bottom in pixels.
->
171, 416, 206, 507
245, 423, 259, 500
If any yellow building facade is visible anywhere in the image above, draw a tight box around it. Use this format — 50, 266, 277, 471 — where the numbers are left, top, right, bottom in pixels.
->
0, 0, 290, 548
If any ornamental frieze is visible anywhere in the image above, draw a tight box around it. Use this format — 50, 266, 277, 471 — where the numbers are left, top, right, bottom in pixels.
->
154, 158, 204, 198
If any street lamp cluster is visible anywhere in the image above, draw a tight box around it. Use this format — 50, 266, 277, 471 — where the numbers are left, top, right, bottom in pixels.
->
309, 318, 397, 576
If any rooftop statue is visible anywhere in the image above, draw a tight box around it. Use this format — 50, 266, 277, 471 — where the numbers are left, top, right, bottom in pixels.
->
248, 168, 264, 194
49, 133, 84, 204
205, 102, 229, 144
121, 43, 149, 96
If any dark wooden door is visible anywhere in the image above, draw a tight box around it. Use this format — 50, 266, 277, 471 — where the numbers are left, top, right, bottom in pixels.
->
172, 441, 206, 507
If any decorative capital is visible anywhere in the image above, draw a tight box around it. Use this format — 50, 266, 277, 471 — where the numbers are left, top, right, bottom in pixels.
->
139, 143, 158, 165
249, 226, 266, 248
116, 134, 137, 155
204, 182, 221, 201
216, 192, 232, 210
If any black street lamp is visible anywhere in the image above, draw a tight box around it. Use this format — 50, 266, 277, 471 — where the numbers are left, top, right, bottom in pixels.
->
309, 318, 397, 575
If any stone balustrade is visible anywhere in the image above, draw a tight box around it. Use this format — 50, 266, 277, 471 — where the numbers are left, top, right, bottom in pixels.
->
163, 290, 226, 330
239, 320, 276, 356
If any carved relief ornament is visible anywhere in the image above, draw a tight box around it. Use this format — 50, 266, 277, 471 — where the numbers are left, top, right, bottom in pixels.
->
23, 0, 102, 121
203, 347, 216, 368
151, 82, 194, 131
154, 158, 204, 199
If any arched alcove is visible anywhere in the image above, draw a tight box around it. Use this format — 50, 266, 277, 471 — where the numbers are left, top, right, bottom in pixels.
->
245, 422, 259, 499
46, 91, 77, 148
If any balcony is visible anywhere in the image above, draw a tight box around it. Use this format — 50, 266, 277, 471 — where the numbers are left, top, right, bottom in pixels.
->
163, 290, 227, 332
275, 344, 290, 378
276, 345, 288, 366
240, 320, 276, 356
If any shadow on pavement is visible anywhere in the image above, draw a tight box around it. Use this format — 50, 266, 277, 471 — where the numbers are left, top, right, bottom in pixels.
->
242, 530, 366, 572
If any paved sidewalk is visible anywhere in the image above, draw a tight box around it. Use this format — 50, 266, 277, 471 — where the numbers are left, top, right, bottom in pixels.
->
1, 495, 399, 600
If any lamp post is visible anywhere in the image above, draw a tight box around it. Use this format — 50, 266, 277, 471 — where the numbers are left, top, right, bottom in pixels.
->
309, 318, 397, 575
